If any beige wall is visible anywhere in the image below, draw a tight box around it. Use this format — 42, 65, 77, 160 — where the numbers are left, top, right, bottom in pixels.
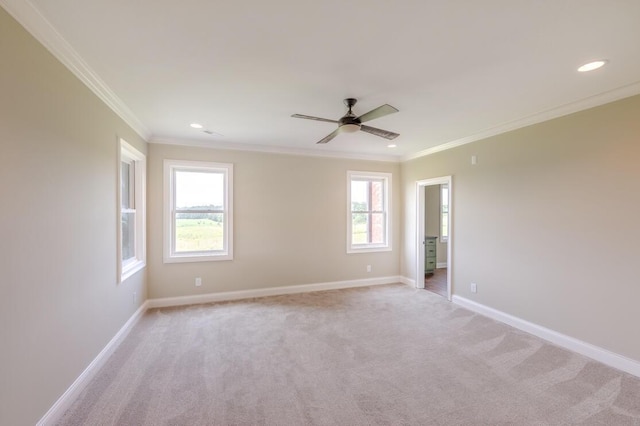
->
147, 144, 401, 298
425, 185, 448, 264
402, 94, 640, 362
4, 1, 640, 422
0, 9, 147, 425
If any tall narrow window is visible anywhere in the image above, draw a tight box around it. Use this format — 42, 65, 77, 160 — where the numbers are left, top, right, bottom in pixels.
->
347, 171, 391, 253
119, 139, 146, 282
440, 184, 449, 243
164, 160, 233, 263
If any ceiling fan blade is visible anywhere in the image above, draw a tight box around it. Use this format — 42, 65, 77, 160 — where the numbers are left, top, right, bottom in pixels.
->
291, 114, 339, 124
317, 129, 340, 144
356, 104, 399, 123
360, 125, 399, 140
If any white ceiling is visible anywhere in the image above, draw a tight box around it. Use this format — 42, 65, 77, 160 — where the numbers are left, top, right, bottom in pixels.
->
4, 0, 640, 160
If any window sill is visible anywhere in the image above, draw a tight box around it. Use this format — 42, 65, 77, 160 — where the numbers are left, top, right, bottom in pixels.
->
121, 260, 145, 283
347, 246, 392, 254
163, 253, 233, 264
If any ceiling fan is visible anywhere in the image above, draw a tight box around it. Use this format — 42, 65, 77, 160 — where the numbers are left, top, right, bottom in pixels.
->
291, 98, 399, 144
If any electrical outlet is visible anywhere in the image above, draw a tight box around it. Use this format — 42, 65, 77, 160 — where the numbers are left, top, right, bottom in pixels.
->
366, 265, 372, 273
195, 277, 202, 287
133, 291, 137, 304
471, 282, 477, 293
471, 155, 477, 165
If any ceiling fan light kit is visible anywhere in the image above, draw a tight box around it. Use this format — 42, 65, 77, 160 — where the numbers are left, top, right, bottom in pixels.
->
292, 98, 400, 144
340, 123, 360, 133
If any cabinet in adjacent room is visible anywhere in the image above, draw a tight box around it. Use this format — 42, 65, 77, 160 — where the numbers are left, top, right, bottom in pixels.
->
425, 236, 437, 274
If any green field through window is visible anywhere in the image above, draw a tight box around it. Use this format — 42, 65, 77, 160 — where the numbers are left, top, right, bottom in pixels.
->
175, 218, 224, 252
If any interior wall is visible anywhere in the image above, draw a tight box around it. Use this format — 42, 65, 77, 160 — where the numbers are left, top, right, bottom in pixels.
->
0, 9, 147, 425
424, 185, 448, 264
147, 143, 401, 299
401, 94, 640, 362
4, 1, 639, 422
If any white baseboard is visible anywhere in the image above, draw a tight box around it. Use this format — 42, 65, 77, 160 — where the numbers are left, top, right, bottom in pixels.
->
452, 296, 640, 378
436, 262, 447, 269
148, 276, 404, 308
37, 301, 149, 426
400, 276, 416, 287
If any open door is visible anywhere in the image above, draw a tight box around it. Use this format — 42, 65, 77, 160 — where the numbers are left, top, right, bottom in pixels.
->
416, 176, 452, 300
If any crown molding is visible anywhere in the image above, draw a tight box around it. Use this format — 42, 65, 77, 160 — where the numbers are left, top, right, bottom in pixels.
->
151, 137, 402, 163
1, 0, 152, 141
5, 0, 639, 161
402, 81, 640, 162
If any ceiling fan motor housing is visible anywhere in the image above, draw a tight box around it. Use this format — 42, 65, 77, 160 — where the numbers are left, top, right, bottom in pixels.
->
339, 98, 361, 132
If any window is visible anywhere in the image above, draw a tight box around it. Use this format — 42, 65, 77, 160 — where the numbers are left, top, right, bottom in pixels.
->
440, 184, 449, 243
347, 171, 391, 253
119, 139, 146, 282
164, 160, 233, 263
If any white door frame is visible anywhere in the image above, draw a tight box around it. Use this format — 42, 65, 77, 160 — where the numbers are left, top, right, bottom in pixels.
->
416, 176, 452, 301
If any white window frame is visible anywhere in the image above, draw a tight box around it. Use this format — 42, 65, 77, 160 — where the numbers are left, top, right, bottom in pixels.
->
440, 183, 449, 243
163, 159, 233, 263
347, 171, 391, 253
118, 139, 146, 282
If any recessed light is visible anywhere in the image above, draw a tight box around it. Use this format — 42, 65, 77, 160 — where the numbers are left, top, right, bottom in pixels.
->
190, 123, 203, 129
387, 144, 397, 148
577, 60, 608, 72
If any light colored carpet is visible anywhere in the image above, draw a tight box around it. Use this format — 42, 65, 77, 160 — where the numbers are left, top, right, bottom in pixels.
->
58, 284, 640, 425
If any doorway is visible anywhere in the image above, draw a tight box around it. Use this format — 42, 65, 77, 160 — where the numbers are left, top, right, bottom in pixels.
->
416, 177, 452, 300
